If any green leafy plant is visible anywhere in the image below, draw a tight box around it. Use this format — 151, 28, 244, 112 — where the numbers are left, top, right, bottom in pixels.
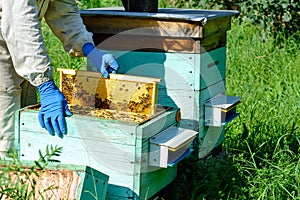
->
0, 145, 62, 199
238, 0, 299, 42
159, 0, 300, 43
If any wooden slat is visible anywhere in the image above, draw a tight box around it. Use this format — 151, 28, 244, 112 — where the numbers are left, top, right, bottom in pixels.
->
57, 69, 161, 83
82, 16, 202, 38
19, 110, 138, 145
136, 108, 177, 138
80, 8, 238, 52
92, 32, 226, 53
92, 34, 201, 53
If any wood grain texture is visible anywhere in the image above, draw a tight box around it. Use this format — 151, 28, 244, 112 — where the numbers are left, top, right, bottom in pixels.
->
80, 9, 234, 52
0, 164, 108, 200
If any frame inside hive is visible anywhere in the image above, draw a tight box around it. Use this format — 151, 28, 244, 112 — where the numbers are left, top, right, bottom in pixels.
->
57, 68, 162, 123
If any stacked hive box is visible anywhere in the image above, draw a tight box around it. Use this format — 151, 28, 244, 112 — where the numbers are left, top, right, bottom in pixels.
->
80, 7, 241, 158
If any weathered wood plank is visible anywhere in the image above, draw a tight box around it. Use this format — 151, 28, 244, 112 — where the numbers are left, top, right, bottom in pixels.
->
92, 34, 202, 53
19, 110, 137, 145
82, 15, 202, 38
0, 163, 109, 200
91, 32, 226, 53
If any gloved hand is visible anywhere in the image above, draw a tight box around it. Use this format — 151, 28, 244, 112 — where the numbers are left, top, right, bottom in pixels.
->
82, 43, 119, 78
37, 80, 72, 138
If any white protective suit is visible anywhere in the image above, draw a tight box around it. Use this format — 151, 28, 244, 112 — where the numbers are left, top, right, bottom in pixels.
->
0, 0, 94, 157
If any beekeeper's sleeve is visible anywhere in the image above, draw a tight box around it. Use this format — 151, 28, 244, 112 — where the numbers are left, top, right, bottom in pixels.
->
44, 0, 94, 58
1, 0, 53, 86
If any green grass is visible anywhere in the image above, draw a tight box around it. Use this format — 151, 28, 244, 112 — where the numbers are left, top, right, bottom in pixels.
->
162, 20, 300, 200
40, 2, 300, 199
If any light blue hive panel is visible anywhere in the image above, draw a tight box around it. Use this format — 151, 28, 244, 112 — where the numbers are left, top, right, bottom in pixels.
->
15, 105, 182, 199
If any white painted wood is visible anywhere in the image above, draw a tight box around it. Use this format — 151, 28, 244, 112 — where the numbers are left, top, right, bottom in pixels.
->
149, 127, 197, 167
204, 93, 241, 126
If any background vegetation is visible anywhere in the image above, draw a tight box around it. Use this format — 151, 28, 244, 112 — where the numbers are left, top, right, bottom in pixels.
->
2, 0, 298, 199
169, 20, 300, 200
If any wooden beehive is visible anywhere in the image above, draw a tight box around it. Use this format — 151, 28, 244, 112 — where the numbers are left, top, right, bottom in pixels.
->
58, 68, 161, 123
0, 163, 109, 200
79, 8, 241, 158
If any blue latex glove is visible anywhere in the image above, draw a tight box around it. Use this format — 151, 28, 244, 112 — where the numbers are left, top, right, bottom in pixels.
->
82, 43, 119, 78
37, 80, 72, 138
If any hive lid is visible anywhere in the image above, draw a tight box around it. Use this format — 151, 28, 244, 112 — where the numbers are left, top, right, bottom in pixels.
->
150, 127, 197, 151
204, 93, 241, 111
80, 7, 239, 22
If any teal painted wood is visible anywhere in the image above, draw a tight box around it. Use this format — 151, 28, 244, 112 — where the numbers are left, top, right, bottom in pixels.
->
80, 166, 109, 200
155, 80, 225, 131
101, 48, 226, 132
196, 81, 227, 158
16, 107, 179, 199
196, 47, 227, 90
156, 81, 226, 158
18, 110, 137, 192
134, 108, 179, 198
134, 124, 178, 199
14, 108, 21, 153
101, 47, 226, 124
104, 47, 226, 91
135, 108, 178, 199
103, 50, 195, 91
136, 107, 178, 138
107, 47, 228, 159
106, 184, 138, 199
157, 88, 198, 130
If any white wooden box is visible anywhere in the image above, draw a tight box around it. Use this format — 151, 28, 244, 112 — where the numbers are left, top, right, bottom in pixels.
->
204, 93, 241, 127
149, 126, 197, 168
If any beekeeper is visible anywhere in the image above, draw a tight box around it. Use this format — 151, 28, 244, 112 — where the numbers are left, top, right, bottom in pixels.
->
0, 0, 119, 157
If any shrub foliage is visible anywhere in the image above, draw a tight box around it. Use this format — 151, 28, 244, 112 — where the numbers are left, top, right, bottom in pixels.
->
160, 0, 300, 40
